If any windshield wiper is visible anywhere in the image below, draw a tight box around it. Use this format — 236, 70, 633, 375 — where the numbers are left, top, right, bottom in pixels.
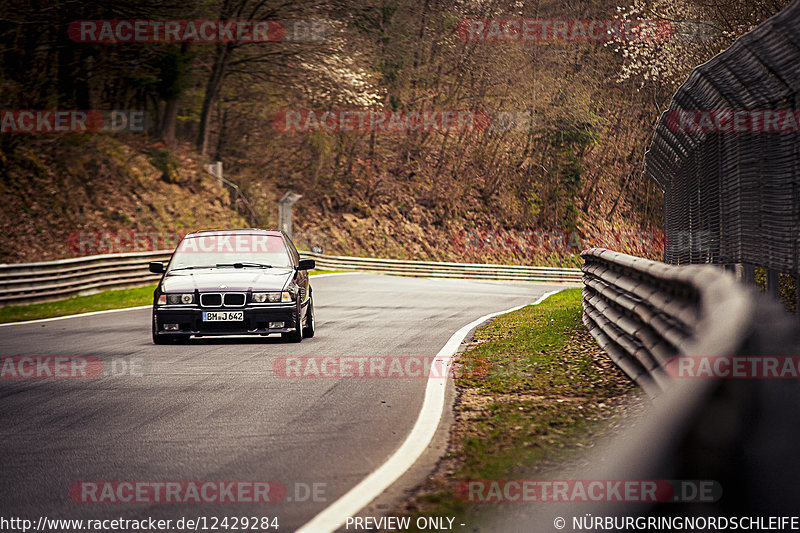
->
215, 262, 273, 269
169, 265, 215, 271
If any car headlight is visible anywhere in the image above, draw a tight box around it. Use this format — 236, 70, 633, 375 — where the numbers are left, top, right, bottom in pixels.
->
252, 292, 291, 303
166, 293, 195, 304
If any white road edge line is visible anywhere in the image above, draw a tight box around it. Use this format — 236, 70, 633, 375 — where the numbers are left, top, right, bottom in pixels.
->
296, 288, 565, 533
0, 305, 153, 327
0, 272, 363, 327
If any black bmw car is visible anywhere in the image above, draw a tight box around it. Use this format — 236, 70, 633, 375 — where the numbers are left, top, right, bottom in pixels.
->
149, 229, 315, 343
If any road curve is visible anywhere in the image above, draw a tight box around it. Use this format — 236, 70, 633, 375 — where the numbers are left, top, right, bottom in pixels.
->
0, 274, 563, 531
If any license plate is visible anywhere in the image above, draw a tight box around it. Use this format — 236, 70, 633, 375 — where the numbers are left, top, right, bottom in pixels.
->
203, 311, 244, 321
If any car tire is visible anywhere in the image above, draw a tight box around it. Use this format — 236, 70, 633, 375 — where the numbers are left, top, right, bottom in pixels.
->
302, 298, 315, 338
281, 303, 303, 342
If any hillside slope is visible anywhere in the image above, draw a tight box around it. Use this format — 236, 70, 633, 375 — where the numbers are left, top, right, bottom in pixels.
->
1, 0, 786, 265
0, 136, 246, 262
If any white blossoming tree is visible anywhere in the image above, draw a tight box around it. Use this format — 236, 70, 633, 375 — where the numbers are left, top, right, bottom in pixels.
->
608, 0, 788, 88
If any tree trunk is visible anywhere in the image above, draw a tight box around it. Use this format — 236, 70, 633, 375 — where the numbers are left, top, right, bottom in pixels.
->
196, 44, 232, 155
161, 99, 178, 144
160, 42, 191, 144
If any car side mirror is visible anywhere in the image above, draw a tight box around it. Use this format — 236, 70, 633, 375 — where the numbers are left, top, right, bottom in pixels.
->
149, 261, 164, 274
297, 258, 316, 271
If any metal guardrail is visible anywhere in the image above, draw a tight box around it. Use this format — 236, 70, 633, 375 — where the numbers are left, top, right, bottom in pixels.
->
0, 251, 173, 306
581, 247, 754, 398
0, 250, 581, 306
304, 251, 582, 283
487, 247, 800, 528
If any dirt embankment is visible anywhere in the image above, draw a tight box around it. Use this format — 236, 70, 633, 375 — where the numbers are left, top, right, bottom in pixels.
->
0, 136, 246, 263
1, 136, 663, 266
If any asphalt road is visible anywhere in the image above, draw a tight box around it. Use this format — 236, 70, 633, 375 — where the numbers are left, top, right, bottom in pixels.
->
0, 274, 561, 531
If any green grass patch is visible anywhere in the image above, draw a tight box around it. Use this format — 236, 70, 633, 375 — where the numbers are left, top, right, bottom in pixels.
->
457, 290, 614, 395
398, 288, 636, 529
0, 285, 157, 324
0, 269, 356, 324
310, 269, 356, 276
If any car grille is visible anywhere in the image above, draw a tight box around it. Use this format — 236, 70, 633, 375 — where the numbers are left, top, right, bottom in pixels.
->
200, 292, 245, 307
224, 293, 245, 306
200, 293, 221, 307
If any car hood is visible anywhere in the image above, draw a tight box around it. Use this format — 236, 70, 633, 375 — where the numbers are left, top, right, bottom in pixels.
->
161, 267, 295, 292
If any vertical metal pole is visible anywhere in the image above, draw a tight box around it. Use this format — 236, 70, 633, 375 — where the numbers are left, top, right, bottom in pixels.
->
743, 264, 756, 284
796, 275, 800, 317
734, 264, 744, 282
766, 269, 780, 299
279, 204, 291, 237
278, 191, 302, 240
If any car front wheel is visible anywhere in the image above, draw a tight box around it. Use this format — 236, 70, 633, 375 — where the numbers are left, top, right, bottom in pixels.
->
281, 303, 304, 343
302, 298, 315, 338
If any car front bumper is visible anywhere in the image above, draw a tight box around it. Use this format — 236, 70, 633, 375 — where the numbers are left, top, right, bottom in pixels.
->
153, 303, 298, 336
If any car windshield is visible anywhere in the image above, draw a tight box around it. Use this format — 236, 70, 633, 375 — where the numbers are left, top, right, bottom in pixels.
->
168, 234, 292, 271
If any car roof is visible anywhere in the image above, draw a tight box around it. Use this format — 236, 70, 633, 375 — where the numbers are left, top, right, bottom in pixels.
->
184, 228, 283, 238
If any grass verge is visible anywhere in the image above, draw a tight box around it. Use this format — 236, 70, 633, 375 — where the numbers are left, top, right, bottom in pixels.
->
0, 269, 353, 324
390, 288, 640, 530
0, 285, 157, 324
